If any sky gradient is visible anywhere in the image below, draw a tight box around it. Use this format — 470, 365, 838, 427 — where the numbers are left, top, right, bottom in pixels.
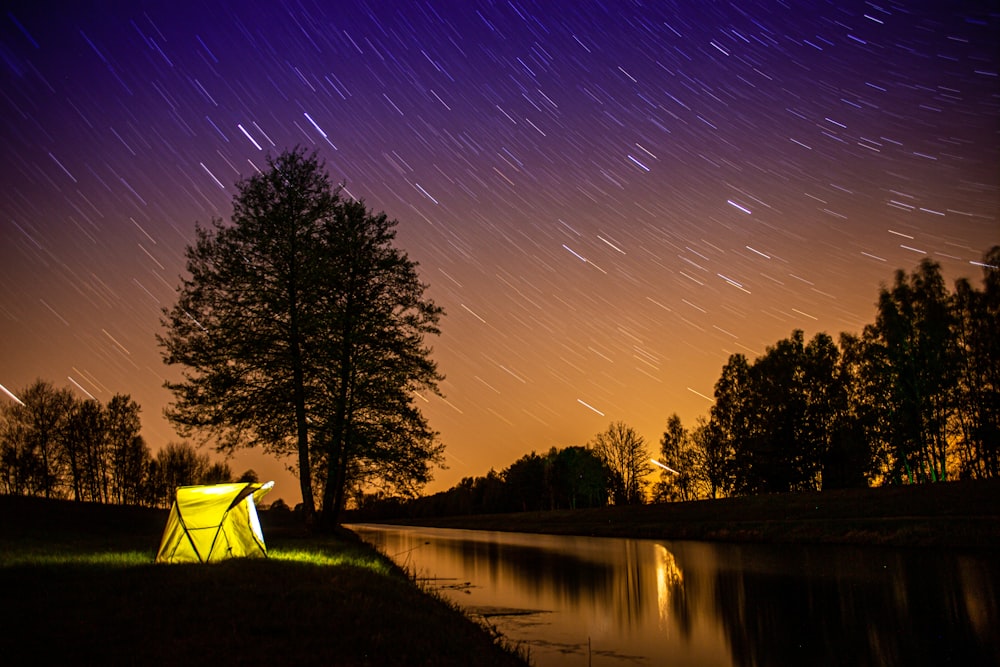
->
1, 1, 997, 503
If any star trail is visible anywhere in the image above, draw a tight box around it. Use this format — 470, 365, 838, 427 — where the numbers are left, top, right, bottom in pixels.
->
1, 1, 997, 501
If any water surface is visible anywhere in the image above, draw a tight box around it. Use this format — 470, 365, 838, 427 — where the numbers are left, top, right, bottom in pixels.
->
351, 524, 999, 666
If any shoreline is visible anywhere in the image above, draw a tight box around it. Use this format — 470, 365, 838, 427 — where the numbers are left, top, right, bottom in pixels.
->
353, 478, 1000, 550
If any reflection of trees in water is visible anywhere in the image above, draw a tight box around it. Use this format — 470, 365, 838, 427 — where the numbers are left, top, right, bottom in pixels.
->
435, 535, 678, 629
655, 543, 692, 637
362, 528, 999, 666
704, 547, 1000, 667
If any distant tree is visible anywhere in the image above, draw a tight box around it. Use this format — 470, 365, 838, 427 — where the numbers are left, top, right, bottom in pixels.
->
0, 397, 31, 495
718, 331, 851, 494
544, 446, 608, 509
442, 471, 505, 515
801, 332, 843, 489
160, 149, 443, 528
201, 460, 233, 484
61, 398, 106, 502
951, 246, 1000, 479
268, 497, 291, 512
153, 442, 211, 504
654, 414, 698, 502
237, 469, 260, 483
824, 333, 877, 488
868, 259, 958, 482
743, 331, 812, 493
504, 452, 547, 511
106, 394, 147, 505
591, 421, 651, 505
690, 417, 725, 498
141, 458, 166, 507
707, 354, 748, 496
0, 380, 74, 498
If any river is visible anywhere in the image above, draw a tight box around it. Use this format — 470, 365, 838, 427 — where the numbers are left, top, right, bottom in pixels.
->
349, 524, 999, 666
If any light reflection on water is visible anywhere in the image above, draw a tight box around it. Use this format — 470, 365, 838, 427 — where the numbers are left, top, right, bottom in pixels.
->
350, 524, 999, 666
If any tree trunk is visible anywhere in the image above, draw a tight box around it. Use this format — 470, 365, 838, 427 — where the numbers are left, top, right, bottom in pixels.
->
289, 315, 315, 522
320, 289, 358, 530
321, 376, 353, 529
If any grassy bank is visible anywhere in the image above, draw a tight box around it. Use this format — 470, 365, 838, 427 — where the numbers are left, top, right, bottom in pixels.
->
372, 479, 1000, 549
0, 495, 528, 666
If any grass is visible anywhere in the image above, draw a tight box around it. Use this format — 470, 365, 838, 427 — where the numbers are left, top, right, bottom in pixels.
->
0, 496, 529, 666
373, 478, 1000, 549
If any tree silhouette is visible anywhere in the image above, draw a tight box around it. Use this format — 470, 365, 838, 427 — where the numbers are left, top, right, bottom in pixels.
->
62, 398, 105, 502
951, 246, 1000, 478
160, 148, 443, 527
867, 259, 958, 482
592, 421, 651, 505
690, 417, 725, 498
312, 198, 444, 522
655, 414, 699, 501
0, 380, 73, 497
106, 394, 145, 505
708, 354, 748, 496
159, 149, 337, 518
147, 441, 218, 506
545, 446, 608, 509
823, 333, 876, 489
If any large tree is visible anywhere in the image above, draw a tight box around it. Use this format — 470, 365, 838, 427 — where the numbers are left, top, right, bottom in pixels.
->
159, 148, 443, 526
310, 197, 444, 521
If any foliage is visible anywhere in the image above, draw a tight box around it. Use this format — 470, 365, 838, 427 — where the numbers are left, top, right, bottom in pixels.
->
699, 248, 998, 496
866, 258, 959, 482
591, 421, 652, 505
159, 148, 444, 526
653, 414, 702, 502
353, 444, 609, 519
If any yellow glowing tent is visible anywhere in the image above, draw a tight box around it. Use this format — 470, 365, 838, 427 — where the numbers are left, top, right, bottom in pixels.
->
156, 481, 274, 563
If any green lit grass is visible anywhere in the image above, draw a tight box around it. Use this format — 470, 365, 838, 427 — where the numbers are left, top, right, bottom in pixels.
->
270, 545, 393, 573
0, 547, 154, 567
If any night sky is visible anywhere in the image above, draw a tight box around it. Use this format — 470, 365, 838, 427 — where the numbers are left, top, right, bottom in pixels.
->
1, 1, 997, 503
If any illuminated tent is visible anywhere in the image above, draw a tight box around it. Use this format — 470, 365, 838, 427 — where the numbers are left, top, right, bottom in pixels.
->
156, 481, 274, 563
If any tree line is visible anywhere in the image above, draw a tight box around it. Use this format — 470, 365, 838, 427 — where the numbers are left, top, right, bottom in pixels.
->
0, 380, 243, 507
660, 248, 999, 501
354, 247, 998, 519
352, 419, 652, 519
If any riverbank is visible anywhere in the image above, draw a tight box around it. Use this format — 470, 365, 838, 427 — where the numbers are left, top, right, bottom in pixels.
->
370, 479, 1000, 549
0, 495, 528, 666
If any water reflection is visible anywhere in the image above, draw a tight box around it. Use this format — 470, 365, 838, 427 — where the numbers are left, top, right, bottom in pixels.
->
351, 525, 999, 666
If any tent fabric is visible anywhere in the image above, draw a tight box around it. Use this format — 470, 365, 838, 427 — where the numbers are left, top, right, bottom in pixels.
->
156, 481, 273, 563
